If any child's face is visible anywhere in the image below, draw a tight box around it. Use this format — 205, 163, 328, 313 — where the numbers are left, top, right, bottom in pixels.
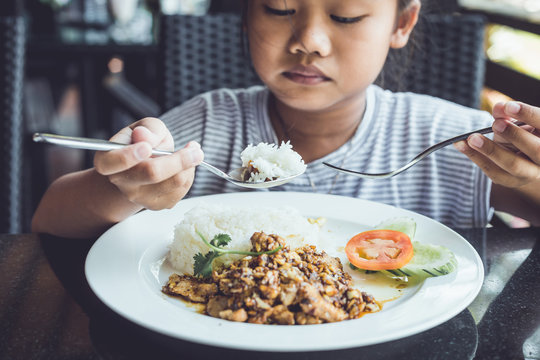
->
246, 0, 419, 112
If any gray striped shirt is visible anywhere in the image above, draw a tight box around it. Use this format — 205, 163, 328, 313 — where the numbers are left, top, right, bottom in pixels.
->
162, 85, 494, 228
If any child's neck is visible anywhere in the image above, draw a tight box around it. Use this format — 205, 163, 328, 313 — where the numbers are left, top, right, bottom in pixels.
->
269, 93, 367, 163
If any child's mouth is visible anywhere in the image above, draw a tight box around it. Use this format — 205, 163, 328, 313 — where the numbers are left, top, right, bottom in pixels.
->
283, 72, 330, 85
282, 65, 331, 85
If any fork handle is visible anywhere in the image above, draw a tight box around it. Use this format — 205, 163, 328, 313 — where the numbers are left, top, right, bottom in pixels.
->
428, 121, 525, 150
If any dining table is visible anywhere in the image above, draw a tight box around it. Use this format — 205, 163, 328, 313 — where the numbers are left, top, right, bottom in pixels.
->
0, 225, 538, 360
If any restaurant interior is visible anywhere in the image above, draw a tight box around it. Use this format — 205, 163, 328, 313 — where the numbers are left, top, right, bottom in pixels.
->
0, 0, 539, 359
0, 0, 538, 234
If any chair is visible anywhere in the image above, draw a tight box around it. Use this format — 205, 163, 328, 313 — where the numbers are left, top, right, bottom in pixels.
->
0, 15, 26, 234
103, 13, 262, 123
158, 13, 262, 112
379, 13, 487, 109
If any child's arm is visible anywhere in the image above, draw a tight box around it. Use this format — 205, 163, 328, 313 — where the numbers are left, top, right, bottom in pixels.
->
31, 117, 204, 238
454, 102, 540, 226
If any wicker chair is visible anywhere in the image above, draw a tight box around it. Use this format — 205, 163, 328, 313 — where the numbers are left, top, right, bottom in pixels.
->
379, 13, 487, 109
158, 13, 262, 112
0, 15, 26, 234
104, 13, 261, 121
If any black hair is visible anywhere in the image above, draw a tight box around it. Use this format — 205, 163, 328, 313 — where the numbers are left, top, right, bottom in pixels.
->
377, 0, 423, 91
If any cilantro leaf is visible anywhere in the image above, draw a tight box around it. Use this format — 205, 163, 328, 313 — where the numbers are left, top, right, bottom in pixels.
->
192, 230, 283, 278
211, 233, 232, 247
193, 251, 220, 278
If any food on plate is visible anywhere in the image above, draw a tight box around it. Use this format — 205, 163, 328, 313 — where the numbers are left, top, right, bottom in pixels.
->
345, 229, 414, 271
347, 217, 457, 280
167, 203, 321, 275
192, 232, 282, 278
239, 141, 306, 182
373, 216, 417, 239
163, 231, 380, 324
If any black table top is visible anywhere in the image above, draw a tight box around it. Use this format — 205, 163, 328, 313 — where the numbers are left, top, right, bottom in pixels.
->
1, 226, 538, 360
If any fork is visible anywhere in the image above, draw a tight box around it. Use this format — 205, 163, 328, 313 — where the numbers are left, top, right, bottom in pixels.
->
323, 122, 525, 179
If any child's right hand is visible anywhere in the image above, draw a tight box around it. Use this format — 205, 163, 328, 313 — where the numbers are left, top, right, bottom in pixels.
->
93, 117, 204, 211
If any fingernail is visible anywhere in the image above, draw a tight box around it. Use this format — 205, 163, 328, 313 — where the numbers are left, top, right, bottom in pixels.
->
187, 147, 203, 165
187, 141, 201, 149
506, 102, 521, 115
134, 143, 151, 160
453, 141, 466, 152
493, 120, 507, 133
468, 134, 484, 148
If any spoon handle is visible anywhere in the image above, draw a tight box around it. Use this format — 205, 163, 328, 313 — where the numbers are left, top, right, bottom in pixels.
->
33, 132, 231, 179
198, 161, 230, 179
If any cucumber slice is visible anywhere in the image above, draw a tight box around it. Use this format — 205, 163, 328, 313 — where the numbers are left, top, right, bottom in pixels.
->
382, 241, 457, 279
350, 241, 457, 280
374, 216, 417, 240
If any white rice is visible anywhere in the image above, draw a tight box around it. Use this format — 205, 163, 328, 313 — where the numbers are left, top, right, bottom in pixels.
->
167, 202, 321, 275
240, 141, 306, 182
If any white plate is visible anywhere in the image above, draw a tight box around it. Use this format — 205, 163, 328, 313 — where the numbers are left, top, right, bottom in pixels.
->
85, 192, 484, 352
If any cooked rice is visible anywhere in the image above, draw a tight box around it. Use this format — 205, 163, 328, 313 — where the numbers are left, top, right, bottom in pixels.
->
167, 202, 321, 275
240, 141, 306, 182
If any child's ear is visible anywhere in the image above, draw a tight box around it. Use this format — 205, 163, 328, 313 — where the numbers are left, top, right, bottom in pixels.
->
390, 0, 421, 49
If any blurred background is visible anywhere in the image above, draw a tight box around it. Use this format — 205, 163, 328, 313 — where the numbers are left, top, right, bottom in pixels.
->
0, 0, 539, 233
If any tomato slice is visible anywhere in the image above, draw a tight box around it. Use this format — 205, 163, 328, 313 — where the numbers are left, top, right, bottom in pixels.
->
345, 230, 414, 270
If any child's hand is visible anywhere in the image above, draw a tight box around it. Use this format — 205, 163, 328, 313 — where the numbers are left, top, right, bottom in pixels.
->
93, 117, 204, 210
455, 101, 540, 189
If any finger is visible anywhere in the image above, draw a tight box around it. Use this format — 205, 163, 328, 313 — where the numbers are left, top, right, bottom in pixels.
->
94, 142, 153, 176
137, 171, 195, 210
466, 134, 540, 181
492, 119, 540, 164
454, 139, 519, 186
499, 101, 540, 128
109, 126, 134, 144
130, 117, 174, 150
108, 141, 204, 186
492, 102, 512, 120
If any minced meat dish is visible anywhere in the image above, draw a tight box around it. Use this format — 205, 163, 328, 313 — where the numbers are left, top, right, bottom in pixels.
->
163, 231, 380, 324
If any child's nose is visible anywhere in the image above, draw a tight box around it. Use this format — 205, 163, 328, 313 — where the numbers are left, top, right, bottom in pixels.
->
288, 16, 331, 57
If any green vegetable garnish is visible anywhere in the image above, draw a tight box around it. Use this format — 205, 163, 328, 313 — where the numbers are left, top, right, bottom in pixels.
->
193, 231, 282, 278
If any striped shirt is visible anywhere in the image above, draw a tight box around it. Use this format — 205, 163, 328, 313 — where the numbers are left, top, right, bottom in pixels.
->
161, 85, 494, 229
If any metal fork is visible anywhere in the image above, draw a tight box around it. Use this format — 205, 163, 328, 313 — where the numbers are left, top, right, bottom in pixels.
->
323, 122, 524, 179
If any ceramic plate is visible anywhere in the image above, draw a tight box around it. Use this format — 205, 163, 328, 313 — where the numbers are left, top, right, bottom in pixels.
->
85, 192, 484, 352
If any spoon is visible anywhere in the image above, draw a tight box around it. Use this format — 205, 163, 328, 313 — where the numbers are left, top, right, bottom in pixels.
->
32, 133, 304, 189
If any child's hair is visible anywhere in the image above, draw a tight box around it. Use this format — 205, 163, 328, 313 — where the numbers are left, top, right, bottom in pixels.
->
241, 0, 417, 16
378, 0, 422, 91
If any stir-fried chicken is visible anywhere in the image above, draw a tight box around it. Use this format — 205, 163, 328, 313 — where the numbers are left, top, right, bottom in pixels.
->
163, 274, 217, 303
163, 232, 379, 324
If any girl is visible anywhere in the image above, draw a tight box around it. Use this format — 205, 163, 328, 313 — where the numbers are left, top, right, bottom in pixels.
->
32, 0, 540, 238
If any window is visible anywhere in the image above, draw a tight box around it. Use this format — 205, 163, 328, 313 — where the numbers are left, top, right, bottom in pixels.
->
459, 0, 540, 23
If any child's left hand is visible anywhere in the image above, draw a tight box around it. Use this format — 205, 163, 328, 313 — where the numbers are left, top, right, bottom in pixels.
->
455, 101, 540, 189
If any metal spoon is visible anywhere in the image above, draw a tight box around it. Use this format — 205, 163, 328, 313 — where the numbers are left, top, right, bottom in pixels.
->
32, 133, 304, 189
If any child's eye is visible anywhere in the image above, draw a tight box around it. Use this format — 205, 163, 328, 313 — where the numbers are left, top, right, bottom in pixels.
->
330, 14, 365, 24
264, 5, 296, 16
